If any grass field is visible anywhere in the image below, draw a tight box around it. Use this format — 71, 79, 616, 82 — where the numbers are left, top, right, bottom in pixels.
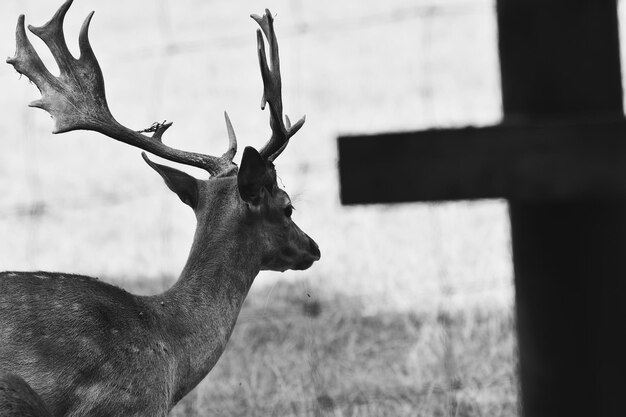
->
117, 279, 517, 417
0, 0, 520, 415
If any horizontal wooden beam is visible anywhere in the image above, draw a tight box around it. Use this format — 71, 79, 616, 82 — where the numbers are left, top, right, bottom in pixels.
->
338, 117, 626, 204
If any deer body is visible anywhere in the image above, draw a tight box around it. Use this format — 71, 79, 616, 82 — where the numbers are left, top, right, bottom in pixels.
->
2, 271, 188, 417
1, 2, 319, 416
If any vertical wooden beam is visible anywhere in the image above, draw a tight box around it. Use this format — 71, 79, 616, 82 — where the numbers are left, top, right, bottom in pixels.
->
511, 201, 626, 416
499, 1, 626, 416
498, 0, 623, 120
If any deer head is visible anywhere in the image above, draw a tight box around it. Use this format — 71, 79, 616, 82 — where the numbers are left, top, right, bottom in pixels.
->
7, 0, 320, 274
2, 2, 320, 415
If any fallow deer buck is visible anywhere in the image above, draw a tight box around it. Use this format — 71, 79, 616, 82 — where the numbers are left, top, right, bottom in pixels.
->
1, 1, 320, 416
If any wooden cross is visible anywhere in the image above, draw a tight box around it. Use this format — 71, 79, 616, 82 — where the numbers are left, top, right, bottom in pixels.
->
338, 1, 626, 416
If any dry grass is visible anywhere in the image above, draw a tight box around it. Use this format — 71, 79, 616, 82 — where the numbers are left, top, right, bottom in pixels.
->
121, 279, 518, 417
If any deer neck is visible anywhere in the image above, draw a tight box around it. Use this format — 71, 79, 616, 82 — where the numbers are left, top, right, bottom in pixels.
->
155, 181, 261, 401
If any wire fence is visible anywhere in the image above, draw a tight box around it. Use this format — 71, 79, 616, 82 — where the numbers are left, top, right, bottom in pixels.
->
1, 0, 495, 208
0, 0, 507, 276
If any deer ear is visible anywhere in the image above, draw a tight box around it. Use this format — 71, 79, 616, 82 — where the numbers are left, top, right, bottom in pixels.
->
142, 153, 199, 209
238, 146, 274, 204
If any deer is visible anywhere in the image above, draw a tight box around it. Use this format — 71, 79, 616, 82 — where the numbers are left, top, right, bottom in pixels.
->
1, 1, 320, 416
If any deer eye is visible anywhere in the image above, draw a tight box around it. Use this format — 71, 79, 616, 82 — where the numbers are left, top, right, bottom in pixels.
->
284, 205, 294, 218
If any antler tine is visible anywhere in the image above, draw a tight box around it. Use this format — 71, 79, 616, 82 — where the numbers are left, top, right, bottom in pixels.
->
27, 0, 76, 80
251, 9, 305, 163
7, 0, 236, 177
222, 111, 237, 162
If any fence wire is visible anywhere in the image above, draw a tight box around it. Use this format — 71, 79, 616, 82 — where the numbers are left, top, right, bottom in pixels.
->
1, 0, 496, 216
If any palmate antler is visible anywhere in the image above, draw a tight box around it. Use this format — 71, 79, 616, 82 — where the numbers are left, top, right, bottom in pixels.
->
7, 2, 303, 174
251, 9, 306, 163
7, 0, 237, 176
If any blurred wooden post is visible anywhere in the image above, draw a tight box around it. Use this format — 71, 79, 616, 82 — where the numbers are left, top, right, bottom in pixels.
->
502, 1, 626, 416
338, 0, 626, 416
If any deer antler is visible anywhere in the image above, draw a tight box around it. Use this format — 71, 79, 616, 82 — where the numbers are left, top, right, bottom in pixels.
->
251, 9, 305, 163
6, 0, 236, 177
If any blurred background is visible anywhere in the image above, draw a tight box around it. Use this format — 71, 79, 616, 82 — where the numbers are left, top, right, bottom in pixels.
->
5, 0, 619, 415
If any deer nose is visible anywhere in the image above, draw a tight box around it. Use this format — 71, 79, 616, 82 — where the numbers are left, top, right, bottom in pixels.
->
309, 237, 321, 260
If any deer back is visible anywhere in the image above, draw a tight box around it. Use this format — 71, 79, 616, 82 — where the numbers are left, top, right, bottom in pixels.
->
0, 272, 179, 416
